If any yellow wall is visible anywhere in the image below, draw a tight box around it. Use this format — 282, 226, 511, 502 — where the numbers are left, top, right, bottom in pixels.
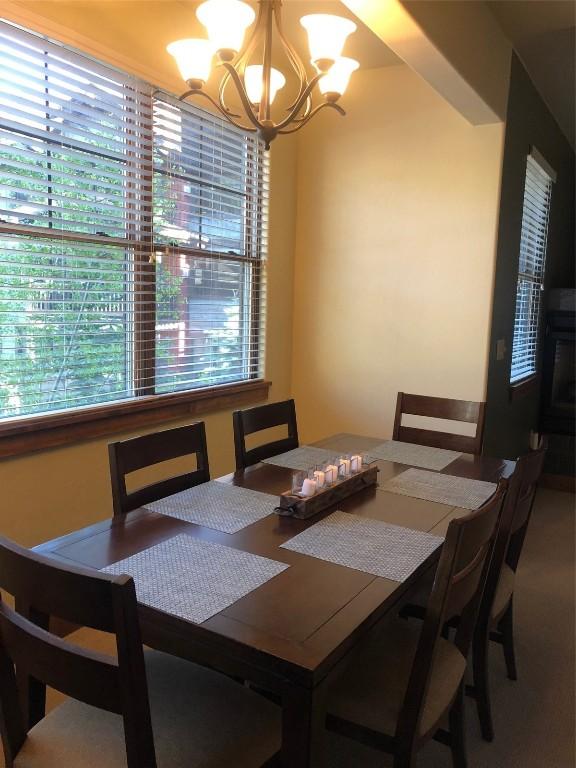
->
291, 65, 504, 443
0, 5, 297, 546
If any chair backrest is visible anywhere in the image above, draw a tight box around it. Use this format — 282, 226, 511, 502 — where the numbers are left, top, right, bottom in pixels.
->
475, 439, 546, 630
0, 536, 156, 768
506, 440, 547, 572
109, 422, 210, 516
233, 399, 299, 471
393, 392, 486, 455
397, 481, 506, 742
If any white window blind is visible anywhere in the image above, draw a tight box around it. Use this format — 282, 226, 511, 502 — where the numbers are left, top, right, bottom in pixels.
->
0, 21, 267, 421
152, 95, 268, 394
510, 152, 554, 384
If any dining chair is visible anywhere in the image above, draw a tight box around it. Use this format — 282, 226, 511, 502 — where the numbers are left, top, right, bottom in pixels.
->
0, 535, 280, 767
233, 399, 299, 471
108, 422, 210, 516
325, 482, 506, 768
468, 440, 547, 741
393, 392, 486, 455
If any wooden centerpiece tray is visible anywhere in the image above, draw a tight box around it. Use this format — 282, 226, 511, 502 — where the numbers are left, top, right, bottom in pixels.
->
275, 464, 379, 520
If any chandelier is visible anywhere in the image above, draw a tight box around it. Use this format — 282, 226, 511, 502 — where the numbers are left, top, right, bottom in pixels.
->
167, 0, 359, 149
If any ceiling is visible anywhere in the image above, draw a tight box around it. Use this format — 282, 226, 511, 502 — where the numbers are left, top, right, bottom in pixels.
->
12, 0, 399, 110
11, 0, 575, 145
488, 0, 575, 147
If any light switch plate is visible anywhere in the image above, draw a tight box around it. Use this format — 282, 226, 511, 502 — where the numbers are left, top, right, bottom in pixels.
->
496, 339, 506, 361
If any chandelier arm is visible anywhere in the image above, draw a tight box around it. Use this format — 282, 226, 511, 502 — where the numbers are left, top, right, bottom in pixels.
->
278, 102, 346, 134
273, 1, 308, 84
178, 88, 255, 131
272, 1, 313, 117
259, 0, 274, 123
237, 0, 266, 64
274, 72, 325, 131
220, 63, 264, 131
218, 4, 264, 113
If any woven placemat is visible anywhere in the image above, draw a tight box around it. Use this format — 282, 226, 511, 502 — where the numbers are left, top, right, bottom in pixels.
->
280, 510, 443, 582
262, 445, 339, 470
365, 440, 461, 471
103, 534, 289, 624
144, 481, 276, 533
263, 445, 377, 470
380, 468, 497, 509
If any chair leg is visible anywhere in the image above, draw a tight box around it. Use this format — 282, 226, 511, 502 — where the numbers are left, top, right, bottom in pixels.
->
472, 628, 494, 742
498, 598, 518, 681
449, 683, 467, 768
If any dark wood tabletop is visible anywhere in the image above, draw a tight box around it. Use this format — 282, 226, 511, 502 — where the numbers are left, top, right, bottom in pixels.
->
34, 433, 514, 767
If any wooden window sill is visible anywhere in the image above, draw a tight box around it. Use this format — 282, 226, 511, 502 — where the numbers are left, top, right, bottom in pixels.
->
0, 380, 271, 459
509, 375, 540, 402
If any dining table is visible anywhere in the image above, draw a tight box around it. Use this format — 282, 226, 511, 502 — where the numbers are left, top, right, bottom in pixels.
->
33, 432, 515, 767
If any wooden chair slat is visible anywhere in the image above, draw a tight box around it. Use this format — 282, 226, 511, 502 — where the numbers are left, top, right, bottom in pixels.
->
0, 603, 121, 713
233, 400, 299, 471
109, 422, 210, 516
393, 392, 486, 455
399, 393, 482, 423
0, 535, 116, 632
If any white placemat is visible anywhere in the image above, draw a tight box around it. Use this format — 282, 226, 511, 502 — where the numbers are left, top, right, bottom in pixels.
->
381, 468, 497, 509
103, 534, 289, 624
144, 481, 276, 533
365, 440, 461, 471
280, 511, 443, 582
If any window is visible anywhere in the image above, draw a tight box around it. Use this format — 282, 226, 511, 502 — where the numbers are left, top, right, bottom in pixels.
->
510, 150, 555, 384
0, 21, 268, 424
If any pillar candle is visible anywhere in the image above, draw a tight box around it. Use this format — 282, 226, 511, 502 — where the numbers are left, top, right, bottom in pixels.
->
339, 458, 351, 478
325, 465, 338, 484
313, 470, 326, 489
301, 478, 317, 497
351, 455, 362, 473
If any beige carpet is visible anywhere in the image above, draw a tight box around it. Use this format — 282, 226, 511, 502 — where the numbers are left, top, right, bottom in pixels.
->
8, 488, 576, 767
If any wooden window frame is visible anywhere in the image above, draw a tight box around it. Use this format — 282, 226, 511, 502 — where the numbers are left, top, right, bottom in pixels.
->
0, 29, 270, 457
0, 379, 271, 458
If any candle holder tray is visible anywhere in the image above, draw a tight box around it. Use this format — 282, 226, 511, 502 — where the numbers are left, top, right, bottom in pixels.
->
275, 464, 379, 520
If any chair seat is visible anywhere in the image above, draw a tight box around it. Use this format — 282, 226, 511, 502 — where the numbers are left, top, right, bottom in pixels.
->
16, 651, 280, 768
491, 563, 515, 621
328, 618, 466, 738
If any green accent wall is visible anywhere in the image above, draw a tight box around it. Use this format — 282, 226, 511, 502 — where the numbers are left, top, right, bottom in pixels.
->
485, 54, 575, 459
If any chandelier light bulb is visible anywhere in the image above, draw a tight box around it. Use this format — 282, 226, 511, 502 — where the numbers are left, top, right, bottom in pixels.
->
166, 39, 215, 88
300, 14, 357, 71
319, 57, 359, 101
244, 65, 286, 105
196, 0, 256, 61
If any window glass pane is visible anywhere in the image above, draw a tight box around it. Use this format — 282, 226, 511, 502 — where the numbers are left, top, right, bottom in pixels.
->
0, 236, 133, 418
152, 95, 267, 395
155, 252, 260, 392
153, 98, 252, 256
0, 26, 151, 238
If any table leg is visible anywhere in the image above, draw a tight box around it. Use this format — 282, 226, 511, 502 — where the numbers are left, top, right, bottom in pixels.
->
281, 681, 326, 768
